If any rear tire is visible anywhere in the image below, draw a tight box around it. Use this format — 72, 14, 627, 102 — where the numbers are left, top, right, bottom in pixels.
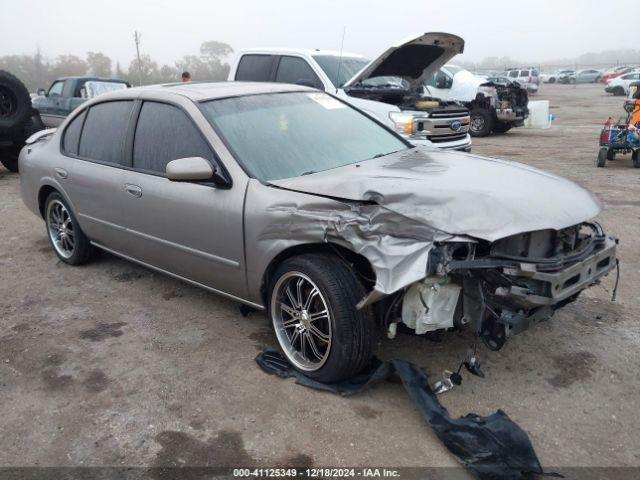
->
0, 144, 20, 172
614, 86, 625, 96
492, 122, 512, 134
0, 70, 31, 130
44, 192, 94, 265
268, 253, 375, 383
469, 108, 494, 137
597, 148, 607, 167
607, 149, 616, 161
633, 150, 639, 168
549, 77, 556, 84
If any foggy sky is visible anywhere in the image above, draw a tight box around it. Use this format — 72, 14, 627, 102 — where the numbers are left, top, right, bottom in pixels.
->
1, 0, 636, 66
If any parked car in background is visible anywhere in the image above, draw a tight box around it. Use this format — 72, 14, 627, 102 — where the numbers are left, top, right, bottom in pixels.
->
1, 73, 129, 172
32, 76, 130, 127
557, 70, 576, 84
600, 66, 638, 84
606, 71, 640, 96
425, 65, 529, 136
568, 69, 602, 84
501, 68, 540, 94
19, 82, 617, 381
229, 32, 472, 152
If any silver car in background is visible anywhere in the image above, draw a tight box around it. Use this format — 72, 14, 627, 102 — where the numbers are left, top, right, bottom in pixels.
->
19, 82, 617, 382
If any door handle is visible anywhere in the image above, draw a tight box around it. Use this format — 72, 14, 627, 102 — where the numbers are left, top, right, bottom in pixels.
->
54, 167, 68, 179
124, 184, 142, 198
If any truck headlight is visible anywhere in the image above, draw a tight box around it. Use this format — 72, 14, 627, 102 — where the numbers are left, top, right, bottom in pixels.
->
388, 112, 415, 135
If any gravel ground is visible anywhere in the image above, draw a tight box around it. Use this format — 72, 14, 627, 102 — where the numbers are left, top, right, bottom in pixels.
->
0, 83, 638, 475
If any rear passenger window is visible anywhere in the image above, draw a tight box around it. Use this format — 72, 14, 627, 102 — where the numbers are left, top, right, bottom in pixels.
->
520, 70, 530, 77
276, 56, 323, 89
508, 71, 518, 78
133, 102, 213, 174
62, 110, 86, 156
79, 101, 133, 165
235, 55, 276, 81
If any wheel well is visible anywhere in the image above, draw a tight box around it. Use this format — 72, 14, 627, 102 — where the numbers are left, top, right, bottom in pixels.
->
37, 185, 57, 218
260, 243, 376, 305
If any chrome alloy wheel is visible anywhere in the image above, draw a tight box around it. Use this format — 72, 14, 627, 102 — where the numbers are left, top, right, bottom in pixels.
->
46, 199, 75, 259
271, 272, 332, 371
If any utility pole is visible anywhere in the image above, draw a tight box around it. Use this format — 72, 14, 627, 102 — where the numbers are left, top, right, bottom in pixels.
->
134, 31, 143, 86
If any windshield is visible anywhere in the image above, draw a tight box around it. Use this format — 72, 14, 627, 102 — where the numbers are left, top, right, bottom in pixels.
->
201, 91, 408, 182
443, 65, 463, 76
313, 55, 370, 88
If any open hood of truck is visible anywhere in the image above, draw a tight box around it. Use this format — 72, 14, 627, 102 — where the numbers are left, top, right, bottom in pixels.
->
342, 32, 464, 89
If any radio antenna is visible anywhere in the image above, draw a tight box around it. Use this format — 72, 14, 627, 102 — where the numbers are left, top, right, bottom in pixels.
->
335, 26, 346, 94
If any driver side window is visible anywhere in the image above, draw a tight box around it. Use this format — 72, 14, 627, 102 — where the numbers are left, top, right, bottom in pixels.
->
48, 81, 64, 97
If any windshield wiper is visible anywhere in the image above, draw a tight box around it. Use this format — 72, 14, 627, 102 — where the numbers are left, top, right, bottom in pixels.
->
301, 170, 316, 176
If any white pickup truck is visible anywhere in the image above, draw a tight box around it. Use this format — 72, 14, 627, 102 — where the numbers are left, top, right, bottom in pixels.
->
228, 33, 472, 152
424, 65, 530, 137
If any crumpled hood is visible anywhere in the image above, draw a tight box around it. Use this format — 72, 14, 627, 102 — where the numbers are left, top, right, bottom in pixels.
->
269, 147, 602, 242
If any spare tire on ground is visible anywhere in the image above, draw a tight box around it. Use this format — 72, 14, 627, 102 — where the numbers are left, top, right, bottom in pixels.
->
0, 70, 31, 131
0, 144, 21, 172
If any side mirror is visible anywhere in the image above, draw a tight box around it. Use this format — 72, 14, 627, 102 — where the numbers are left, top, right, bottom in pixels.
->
166, 157, 230, 187
37, 88, 46, 96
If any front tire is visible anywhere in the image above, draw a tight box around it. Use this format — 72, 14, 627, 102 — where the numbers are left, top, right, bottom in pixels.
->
268, 253, 374, 383
597, 148, 607, 167
469, 108, 494, 137
45, 192, 93, 265
492, 122, 512, 134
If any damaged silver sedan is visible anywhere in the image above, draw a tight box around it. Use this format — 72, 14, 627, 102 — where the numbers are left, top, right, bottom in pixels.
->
19, 82, 617, 382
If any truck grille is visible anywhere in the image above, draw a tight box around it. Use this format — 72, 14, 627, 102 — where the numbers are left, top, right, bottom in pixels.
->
429, 109, 469, 119
427, 132, 468, 143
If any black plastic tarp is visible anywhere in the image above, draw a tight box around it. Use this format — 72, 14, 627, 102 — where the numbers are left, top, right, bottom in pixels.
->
256, 349, 559, 480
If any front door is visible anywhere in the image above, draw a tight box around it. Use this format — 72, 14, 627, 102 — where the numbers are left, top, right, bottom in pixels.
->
118, 100, 247, 299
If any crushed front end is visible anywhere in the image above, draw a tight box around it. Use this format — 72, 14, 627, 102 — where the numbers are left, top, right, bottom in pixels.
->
478, 79, 529, 127
397, 223, 617, 349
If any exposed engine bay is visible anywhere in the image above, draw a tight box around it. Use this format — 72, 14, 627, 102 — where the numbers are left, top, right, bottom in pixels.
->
345, 84, 470, 142
393, 222, 617, 350
476, 78, 530, 125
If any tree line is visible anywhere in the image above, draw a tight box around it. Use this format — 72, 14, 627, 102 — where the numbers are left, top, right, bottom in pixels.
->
0, 40, 234, 91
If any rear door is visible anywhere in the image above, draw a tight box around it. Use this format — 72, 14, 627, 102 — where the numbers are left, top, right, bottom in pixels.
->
233, 54, 278, 81
63, 100, 134, 252
118, 99, 247, 297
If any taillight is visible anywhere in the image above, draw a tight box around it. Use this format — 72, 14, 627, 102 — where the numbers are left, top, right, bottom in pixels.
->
600, 130, 610, 144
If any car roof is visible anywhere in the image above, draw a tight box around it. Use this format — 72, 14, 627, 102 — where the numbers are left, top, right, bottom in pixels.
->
238, 48, 367, 59
97, 81, 315, 102
56, 76, 128, 82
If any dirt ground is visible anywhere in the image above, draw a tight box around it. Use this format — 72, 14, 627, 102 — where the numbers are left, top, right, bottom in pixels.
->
1, 83, 639, 476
